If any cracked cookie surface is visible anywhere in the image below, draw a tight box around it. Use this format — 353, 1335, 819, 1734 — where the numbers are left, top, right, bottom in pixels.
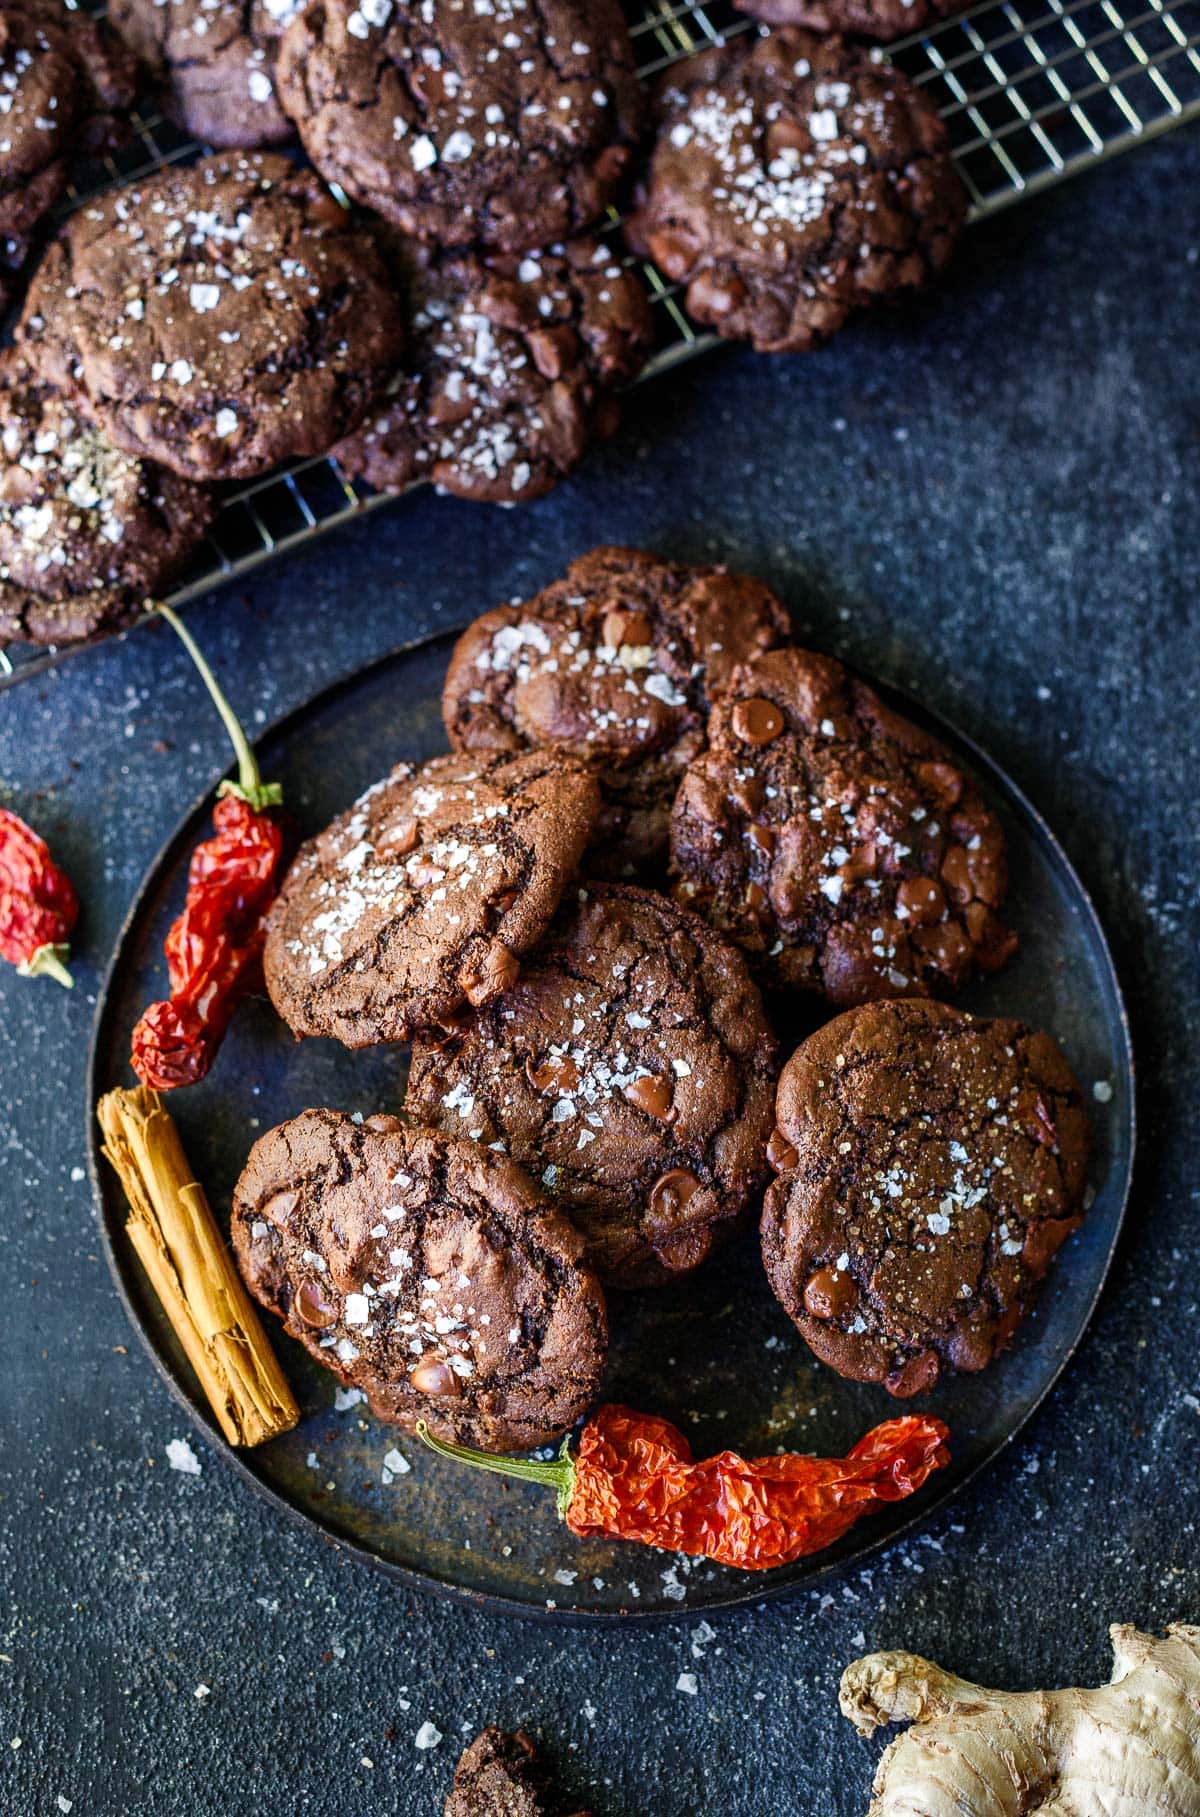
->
0, 351, 213, 646
442, 546, 791, 877
109, 0, 305, 148
625, 29, 966, 353
446, 1729, 592, 1817
0, 0, 136, 305
263, 748, 600, 1048
16, 152, 404, 481
761, 1000, 1091, 1395
275, 0, 645, 252
232, 1112, 607, 1454
334, 238, 653, 506
670, 645, 1016, 1004
406, 882, 778, 1288
735, 0, 972, 41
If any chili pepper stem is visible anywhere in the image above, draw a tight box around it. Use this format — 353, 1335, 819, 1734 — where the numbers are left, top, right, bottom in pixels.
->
17, 942, 73, 988
416, 1422, 577, 1518
153, 604, 282, 813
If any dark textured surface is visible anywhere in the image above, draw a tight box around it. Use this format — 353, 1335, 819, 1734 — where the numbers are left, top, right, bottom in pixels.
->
1, 131, 1197, 1813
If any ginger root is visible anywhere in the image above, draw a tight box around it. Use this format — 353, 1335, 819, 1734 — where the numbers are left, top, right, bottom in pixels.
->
840, 1623, 1200, 1816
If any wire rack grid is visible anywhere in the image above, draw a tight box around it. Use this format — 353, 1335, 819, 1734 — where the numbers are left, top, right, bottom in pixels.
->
2, 0, 1197, 688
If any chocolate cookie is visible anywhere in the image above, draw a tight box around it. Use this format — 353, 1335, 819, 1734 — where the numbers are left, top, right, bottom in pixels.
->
263, 749, 599, 1048
406, 883, 778, 1288
333, 238, 654, 506
760, 1000, 1091, 1395
232, 1112, 607, 1453
625, 30, 966, 353
0, 351, 212, 646
0, 0, 136, 306
446, 1730, 591, 1817
109, 0, 304, 148
736, 0, 971, 43
16, 152, 404, 481
275, 0, 645, 253
442, 547, 791, 876
670, 646, 1016, 1004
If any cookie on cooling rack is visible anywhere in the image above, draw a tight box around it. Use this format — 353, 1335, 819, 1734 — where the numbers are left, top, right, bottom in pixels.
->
0, 351, 213, 646
446, 1729, 593, 1817
16, 153, 404, 482
232, 1112, 608, 1454
263, 748, 600, 1047
625, 28, 966, 353
405, 883, 778, 1289
109, 0, 305, 148
333, 238, 654, 506
760, 1000, 1091, 1395
0, 0, 136, 311
275, 0, 645, 253
670, 645, 1016, 1004
441, 546, 791, 876
735, 0, 972, 43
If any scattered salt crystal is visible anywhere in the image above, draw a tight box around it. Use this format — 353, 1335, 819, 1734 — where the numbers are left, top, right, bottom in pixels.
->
166, 1437, 201, 1475
414, 1721, 443, 1750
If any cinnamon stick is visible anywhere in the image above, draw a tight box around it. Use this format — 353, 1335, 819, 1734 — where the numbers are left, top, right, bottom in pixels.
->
97, 1086, 299, 1447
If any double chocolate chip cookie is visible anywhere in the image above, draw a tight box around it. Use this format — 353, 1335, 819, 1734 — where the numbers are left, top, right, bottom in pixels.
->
0, 0, 136, 309
406, 883, 778, 1288
761, 1000, 1091, 1394
277, 0, 645, 254
334, 239, 654, 506
110, 0, 305, 148
0, 351, 212, 646
736, 0, 972, 43
626, 30, 966, 353
233, 1113, 607, 1453
670, 645, 1016, 1005
17, 152, 403, 481
446, 1730, 591, 1817
263, 749, 599, 1047
442, 547, 791, 875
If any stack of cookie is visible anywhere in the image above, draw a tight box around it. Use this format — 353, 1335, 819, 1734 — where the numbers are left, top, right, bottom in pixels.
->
230, 546, 1091, 1455
1, 0, 971, 648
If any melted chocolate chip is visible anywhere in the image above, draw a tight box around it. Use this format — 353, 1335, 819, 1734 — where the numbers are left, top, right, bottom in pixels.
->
624, 1072, 675, 1121
295, 1277, 337, 1329
410, 1354, 462, 1397
731, 696, 785, 745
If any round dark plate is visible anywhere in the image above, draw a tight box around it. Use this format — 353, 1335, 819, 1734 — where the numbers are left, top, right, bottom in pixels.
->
88, 629, 1134, 1621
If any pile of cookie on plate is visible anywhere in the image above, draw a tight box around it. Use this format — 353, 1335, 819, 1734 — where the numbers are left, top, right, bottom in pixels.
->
1, 0, 970, 647
229, 546, 1092, 1456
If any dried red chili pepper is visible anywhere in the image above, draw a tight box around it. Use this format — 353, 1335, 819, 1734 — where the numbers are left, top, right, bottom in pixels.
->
130, 606, 284, 1091
0, 805, 79, 988
419, 1406, 950, 1571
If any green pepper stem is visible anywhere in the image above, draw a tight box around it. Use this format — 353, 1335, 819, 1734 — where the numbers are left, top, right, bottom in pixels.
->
416, 1422, 576, 1518
153, 604, 282, 813
18, 943, 73, 988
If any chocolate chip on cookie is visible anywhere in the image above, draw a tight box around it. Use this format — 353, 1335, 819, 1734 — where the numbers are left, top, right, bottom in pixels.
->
442, 547, 791, 876
0, 351, 212, 646
406, 883, 778, 1288
276, 0, 645, 253
670, 645, 1016, 1004
736, 0, 971, 43
625, 29, 966, 353
232, 1112, 607, 1454
446, 1729, 592, 1817
0, 0, 136, 306
760, 1000, 1091, 1395
334, 238, 653, 506
16, 153, 404, 482
263, 749, 600, 1048
109, 0, 305, 148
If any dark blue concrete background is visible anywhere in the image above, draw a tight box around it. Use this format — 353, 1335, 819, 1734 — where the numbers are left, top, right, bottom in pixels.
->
1, 132, 1197, 1815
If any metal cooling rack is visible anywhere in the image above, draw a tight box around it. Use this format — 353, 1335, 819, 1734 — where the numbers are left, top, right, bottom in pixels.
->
3, 0, 1197, 688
